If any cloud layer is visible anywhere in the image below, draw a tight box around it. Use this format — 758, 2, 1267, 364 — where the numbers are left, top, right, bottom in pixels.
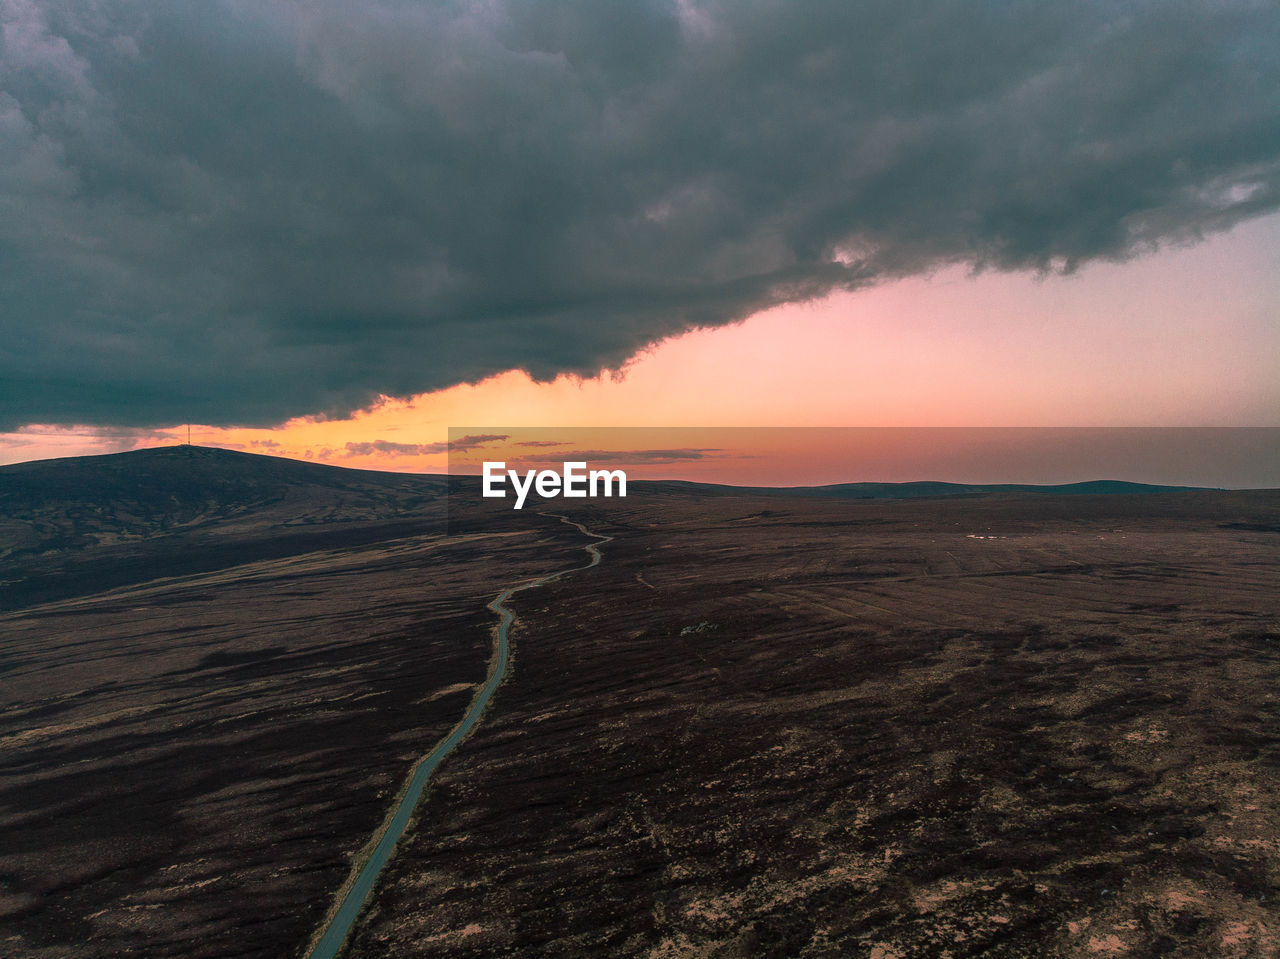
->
2, 0, 1278, 428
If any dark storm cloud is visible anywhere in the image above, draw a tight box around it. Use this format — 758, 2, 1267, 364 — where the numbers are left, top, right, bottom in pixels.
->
2, 0, 1278, 429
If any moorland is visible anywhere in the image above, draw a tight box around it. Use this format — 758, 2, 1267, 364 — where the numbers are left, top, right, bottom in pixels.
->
2, 447, 1277, 958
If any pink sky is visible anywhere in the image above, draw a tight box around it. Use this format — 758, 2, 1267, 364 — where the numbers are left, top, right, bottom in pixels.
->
445, 427, 1280, 488
3, 213, 1277, 478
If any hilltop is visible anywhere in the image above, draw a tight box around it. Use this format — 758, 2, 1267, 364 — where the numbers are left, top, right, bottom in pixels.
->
0, 446, 447, 609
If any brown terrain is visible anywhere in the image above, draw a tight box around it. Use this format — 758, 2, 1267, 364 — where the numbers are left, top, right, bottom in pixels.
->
0, 447, 585, 958
3, 448, 1279, 958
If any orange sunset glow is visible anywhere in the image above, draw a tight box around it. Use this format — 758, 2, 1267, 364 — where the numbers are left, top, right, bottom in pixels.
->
5, 213, 1276, 483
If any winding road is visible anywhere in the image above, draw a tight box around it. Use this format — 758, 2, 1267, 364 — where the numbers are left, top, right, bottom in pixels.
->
304, 515, 611, 959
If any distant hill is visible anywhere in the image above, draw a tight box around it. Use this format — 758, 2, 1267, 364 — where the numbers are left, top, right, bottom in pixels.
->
0, 446, 447, 609
0, 446, 1216, 609
0, 444, 444, 518
637, 478, 1210, 499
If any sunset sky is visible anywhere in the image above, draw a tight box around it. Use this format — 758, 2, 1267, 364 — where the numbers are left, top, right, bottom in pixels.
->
2, 1, 1277, 482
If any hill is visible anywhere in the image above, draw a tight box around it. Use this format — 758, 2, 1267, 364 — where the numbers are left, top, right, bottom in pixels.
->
2, 447, 1231, 608
0, 446, 447, 609
641, 478, 1209, 499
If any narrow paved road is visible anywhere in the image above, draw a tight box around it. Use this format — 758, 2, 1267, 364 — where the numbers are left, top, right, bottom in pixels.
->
305, 515, 611, 959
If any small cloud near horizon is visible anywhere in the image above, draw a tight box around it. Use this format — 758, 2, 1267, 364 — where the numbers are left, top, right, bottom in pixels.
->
501, 448, 722, 466
344, 433, 508, 457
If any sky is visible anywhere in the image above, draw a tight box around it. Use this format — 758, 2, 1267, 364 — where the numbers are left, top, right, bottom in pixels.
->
437, 428, 1280, 489
1, 1, 1278, 481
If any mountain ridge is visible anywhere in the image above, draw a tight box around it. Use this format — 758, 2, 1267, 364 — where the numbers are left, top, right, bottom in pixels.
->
0, 445, 1228, 499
